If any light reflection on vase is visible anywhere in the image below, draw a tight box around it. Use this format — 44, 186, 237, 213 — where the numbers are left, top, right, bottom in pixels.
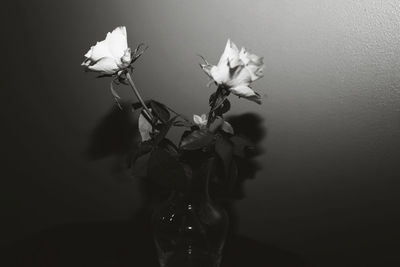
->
152, 158, 229, 267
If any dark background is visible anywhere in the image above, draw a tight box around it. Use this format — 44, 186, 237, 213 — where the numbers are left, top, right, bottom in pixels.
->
2, 1, 400, 266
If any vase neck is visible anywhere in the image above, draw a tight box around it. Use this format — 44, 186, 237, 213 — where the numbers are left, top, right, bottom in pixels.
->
177, 158, 215, 204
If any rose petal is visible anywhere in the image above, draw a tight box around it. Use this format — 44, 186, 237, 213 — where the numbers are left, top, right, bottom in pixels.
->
245, 62, 264, 82
239, 47, 264, 82
84, 48, 93, 59
87, 57, 120, 74
87, 39, 114, 62
210, 63, 230, 84
106, 26, 128, 59
230, 85, 262, 104
227, 64, 252, 87
217, 39, 240, 67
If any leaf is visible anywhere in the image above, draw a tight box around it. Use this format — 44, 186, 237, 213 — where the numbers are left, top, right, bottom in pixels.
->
209, 117, 224, 132
131, 43, 148, 64
159, 138, 178, 156
216, 99, 231, 115
132, 107, 143, 122
131, 150, 151, 178
211, 95, 228, 113
222, 121, 234, 135
209, 92, 217, 106
180, 129, 214, 150
128, 142, 153, 168
154, 116, 178, 145
215, 136, 234, 178
149, 101, 170, 123
138, 112, 153, 141
147, 147, 186, 189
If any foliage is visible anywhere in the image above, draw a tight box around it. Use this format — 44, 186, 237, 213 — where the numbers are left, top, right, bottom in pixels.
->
83, 30, 263, 197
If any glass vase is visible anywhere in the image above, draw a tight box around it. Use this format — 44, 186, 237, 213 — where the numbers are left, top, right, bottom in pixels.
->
152, 158, 229, 267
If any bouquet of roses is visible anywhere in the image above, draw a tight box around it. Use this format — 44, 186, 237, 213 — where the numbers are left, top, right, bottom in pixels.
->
82, 26, 264, 196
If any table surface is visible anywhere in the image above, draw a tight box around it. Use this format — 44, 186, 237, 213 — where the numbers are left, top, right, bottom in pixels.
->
3, 220, 306, 267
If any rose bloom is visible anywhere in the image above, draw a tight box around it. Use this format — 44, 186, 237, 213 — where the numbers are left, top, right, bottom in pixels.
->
82, 26, 131, 75
202, 39, 264, 104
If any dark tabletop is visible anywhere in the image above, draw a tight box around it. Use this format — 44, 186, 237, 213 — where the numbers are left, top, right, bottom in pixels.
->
2, 220, 306, 267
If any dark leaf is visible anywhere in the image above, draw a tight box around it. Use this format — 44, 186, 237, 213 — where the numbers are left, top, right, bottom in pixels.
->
217, 99, 231, 114
147, 147, 186, 189
131, 43, 148, 64
154, 116, 178, 145
149, 101, 170, 123
159, 138, 179, 156
131, 150, 151, 178
128, 142, 153, 167
209, 117, 224, 133
180, 129, 214, 150
209, 92, 217, 106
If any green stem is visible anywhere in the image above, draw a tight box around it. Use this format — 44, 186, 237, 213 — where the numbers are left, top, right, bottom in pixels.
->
126, 72, 153, 121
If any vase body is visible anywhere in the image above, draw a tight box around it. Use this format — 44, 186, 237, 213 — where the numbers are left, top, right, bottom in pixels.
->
152, 159, 229, 267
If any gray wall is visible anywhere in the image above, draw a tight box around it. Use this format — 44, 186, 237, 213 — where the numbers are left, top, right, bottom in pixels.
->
3, 0, 400, 265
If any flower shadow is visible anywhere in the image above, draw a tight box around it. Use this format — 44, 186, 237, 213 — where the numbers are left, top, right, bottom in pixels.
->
215, 112, 267, 232
86, 102, 139, 160
86, 102, 141, 181
2, 111, 306, 266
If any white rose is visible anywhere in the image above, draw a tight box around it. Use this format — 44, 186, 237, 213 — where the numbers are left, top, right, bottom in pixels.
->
193, 114, 234, 134
202, 39, 264, 104
82, 26, 132, 75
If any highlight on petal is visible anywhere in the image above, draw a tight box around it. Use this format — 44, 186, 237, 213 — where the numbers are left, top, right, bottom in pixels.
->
217, 39, 240, 67
230, 85, 262, 104
87, 57, 120, 74
239, 47, 264, 82
226, 64, 252, 88
138, 113, 153, 141
210, 64, 230, 84
89, 39, 114, 61
106, 26, 128, 59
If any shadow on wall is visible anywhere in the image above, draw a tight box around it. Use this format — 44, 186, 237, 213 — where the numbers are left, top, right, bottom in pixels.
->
2, 106, 306, 266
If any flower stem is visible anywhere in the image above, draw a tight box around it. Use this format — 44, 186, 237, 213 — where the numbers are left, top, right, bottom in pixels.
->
207, 86, 228, 126
126, 72, 153, 121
